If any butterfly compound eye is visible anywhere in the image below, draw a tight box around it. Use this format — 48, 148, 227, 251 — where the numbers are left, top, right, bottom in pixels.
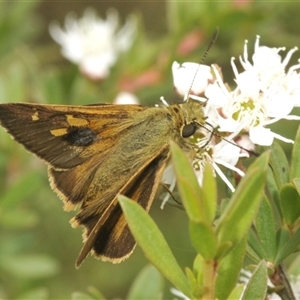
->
182, 122, 197, 138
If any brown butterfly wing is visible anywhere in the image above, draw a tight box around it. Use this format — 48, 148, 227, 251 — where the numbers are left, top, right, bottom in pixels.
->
0, 102, 149, 212
0, 102, 175, 266
0, 103, 147, 169
73, 145, 169, 267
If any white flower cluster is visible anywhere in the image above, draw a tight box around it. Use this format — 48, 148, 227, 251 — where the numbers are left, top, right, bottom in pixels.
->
49, 8, 136, 80
172, 36, 300, 191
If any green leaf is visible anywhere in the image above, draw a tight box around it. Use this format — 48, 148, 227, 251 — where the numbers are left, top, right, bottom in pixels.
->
215, 241, 232, 262
185, 267, 202, 298
118, 195, 190, 298
269, 142, 290, 191
127, 265, 164, 300
241, 260, 268, 300
185, 267, 197, 289
189, 221, 217, 260
227, 284, 245, 300
193, 254, 204, 284
256, 195, 277, 261
170, 141, 209, 224
215, 237, 246, 300
280, 183, 300, 226
275, 226, 300, 263
201, 160, 217, 223
275, 227, 291, 262
247, 229, 265, 262
291, 125, 300, 179
216, 152, 269, 247
266, 168, 282, 217
293, 178, 300, 196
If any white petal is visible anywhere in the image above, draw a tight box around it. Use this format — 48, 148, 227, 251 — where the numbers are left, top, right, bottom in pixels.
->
205, 83, 228, 107
249, 127, 274, 146
203, 104, 220, 128
235, 70, 260, 98
265, 92, 294, 118
172, 61, 212, 97
217, 116, 240, 133
213, 142, 241, 166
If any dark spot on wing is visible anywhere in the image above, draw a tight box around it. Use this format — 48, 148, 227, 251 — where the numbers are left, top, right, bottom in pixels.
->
63, 127, 98, 146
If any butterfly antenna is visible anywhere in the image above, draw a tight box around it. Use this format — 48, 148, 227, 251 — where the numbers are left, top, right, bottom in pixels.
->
161, 183, 184, 209
186, 27, 219, 100
200, 122, 260, 158
200, 28, 219, 64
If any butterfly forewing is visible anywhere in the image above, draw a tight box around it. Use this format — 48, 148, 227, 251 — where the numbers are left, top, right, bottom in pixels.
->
0, 102, 190, 266
0, 103, 147, 169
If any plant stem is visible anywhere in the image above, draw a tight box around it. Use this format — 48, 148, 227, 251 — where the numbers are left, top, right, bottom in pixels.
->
270, 264, 295, 300
202, 259, 217, 299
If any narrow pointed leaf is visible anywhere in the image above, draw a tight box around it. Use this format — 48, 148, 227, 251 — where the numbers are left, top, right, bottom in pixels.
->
266, 168, 282, 217
242, 260, 267, 300
216, 152, 269, 247
202, 160, 217, 223
193, 254, 204, 284
215, 237, 246, 300
185, 267, 202, 298
119, 196, 190, 297
291, 125, 300, 179
275, 227, 291, 263
280, 183, 300, 226
256, 195, 276, 261
247, 228, 265, 262
227, 284, 245, 300
269, 142, 289, 190
293, 178, 300, 196
170, 141, 206, 223
275, 226, 300, 263
215, 241, 232, 262
189, 221, 217, 260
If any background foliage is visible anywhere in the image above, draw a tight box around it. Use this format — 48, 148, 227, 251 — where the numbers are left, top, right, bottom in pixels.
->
1, 1, 300, 299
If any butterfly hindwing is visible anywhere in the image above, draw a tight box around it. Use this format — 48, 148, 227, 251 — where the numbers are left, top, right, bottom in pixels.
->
74, 145, 170, 266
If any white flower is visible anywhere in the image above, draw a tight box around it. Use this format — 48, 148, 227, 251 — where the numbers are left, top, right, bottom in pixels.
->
193, 132, 246, 193
240, 36, 300, 92
49, 8, 137, 80
172, 61, 213, 98
114, 92, 139, 104
206, 47, 300, 146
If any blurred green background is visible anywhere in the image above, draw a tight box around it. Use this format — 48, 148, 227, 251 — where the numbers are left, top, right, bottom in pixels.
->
1, 1, 300, 299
